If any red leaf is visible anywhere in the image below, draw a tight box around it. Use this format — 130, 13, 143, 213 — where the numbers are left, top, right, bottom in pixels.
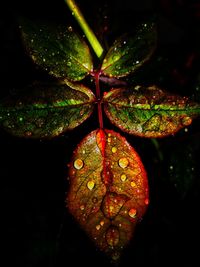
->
67, 129, 149, 261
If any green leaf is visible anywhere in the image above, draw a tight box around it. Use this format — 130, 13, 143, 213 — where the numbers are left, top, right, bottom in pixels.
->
103, 85, 200, 138
67, 129, 149, 261
19, 18, 93, 81
0, 81, 96, 138
101, 22, 156, 78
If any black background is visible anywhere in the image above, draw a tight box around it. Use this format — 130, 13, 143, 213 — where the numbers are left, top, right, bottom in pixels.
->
1, 0, 200, 266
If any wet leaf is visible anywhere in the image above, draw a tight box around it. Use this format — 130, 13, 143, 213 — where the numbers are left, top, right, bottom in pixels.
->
0, 81, 95, 138
103, 85, 200, 138
67, 129, 149, 261
19, 18, 93, 81
101, 22, 156, 78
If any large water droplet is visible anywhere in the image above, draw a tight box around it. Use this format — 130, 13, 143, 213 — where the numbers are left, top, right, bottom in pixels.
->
118, 157, 129, 168
128, 208, 137, 218
87, 180, 95, 190
74, 159, 84, 170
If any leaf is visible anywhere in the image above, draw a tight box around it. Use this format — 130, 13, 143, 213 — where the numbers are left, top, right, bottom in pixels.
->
103, 85, 200, 138
19, 18, 93, 81
67, 129, 149, 261
101, 22, 156, 78
0, 81, 95, 138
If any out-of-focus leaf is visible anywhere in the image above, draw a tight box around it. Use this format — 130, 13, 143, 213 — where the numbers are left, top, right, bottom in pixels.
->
19, 18, 93, 81
101, 22, 156, 78
67, 129, 149, 261
0, 81, 95, 138
103, 85, 200, 138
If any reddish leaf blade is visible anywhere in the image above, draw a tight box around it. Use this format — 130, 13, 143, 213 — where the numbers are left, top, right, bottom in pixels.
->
103, 85, 200, 138
67, 129, 149, 261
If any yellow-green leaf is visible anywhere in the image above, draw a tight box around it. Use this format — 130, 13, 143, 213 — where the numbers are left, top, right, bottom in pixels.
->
19, 18, 93, 81
101, 22, 156, 78
0, 81, 95, 138
103, 85, 200, 138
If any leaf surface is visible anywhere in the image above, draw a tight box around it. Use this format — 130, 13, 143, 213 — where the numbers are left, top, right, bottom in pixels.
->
101, 22, 156, 78
0, 81, 95, 138
67, 129, 149, 261
103, 85, 200, 138
19, 18, 93, 81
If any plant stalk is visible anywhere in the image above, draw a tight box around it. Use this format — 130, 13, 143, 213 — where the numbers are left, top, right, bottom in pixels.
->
65, 0, 104, 59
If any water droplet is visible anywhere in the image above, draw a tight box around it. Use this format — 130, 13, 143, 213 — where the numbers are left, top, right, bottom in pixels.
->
96, 224, 101, 230
68, 26, 73, 32
144, 198, 149, 205
87, 180, 95, 190
169, 165, 173, 170
74, 159, 84, 170
120, 174, 127, 182
19, 117, 23, 122
43, 58, 46, 62
52, 52, 55, 56
107, 137, 112, 143
82, 150, 86, 154
182, 116, 192, 126
80, 204, 85, 210
100, 220, 104, 226
31, 39, 34, 43
67, 61, 72, 67
118, 157, 129, 168
123, 41, 127, 44
106, 226, 120, 247
131, 181, 136, 187
112, 147, 117, 153
92, 197, 98, 203
136, 60, 140, 64
128, 208, 137, 218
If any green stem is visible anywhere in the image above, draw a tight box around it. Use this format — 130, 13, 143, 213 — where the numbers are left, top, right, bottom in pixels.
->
65, 0, 104, 59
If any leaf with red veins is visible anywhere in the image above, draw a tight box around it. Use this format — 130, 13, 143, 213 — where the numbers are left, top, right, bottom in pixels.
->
103, 85, 200, 138
67, 129, 149, 261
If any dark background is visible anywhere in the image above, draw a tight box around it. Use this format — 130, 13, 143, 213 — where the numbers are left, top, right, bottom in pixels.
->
1, 0, 200, 266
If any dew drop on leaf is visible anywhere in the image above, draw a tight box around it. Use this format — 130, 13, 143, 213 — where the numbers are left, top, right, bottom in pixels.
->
74, 159, 84, 170
96, 225, 101, 230
131, 181, 136, 187
120, 173, 127, 182
80, 204, 85, 210
118, 157, 129, 168
128, 208, 137, 218
87, 180, 95, 190
111, 146, 117, 153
